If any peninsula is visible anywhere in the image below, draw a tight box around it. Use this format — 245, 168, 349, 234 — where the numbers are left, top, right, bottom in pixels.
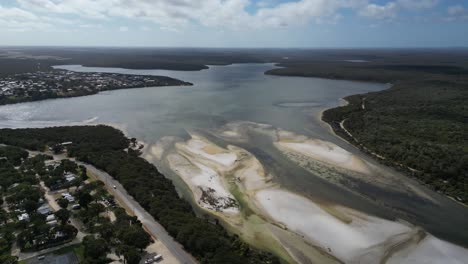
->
0, 69, 192, 105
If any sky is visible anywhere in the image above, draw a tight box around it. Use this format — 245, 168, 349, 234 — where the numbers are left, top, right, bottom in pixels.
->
0, 0, 467, 48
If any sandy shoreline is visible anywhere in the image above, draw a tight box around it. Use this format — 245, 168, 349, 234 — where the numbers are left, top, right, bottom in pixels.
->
144, 124, 468, 264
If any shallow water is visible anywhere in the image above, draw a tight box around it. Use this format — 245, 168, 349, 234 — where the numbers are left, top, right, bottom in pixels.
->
0, 63, 467, 248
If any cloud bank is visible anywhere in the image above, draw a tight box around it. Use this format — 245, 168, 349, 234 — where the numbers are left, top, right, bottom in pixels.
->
0, 0, 449, 32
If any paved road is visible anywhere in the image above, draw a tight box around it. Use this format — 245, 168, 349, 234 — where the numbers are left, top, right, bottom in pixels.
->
76, 161, 197, 264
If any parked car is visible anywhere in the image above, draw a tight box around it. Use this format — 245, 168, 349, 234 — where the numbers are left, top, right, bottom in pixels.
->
154, 254, 163, 262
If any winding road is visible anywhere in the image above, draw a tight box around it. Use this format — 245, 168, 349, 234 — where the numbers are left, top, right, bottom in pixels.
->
28, 149, 197, 264
76, 160, 197, 264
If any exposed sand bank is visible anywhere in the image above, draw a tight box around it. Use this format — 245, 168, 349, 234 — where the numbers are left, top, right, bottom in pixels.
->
145, 124, 468, 264
163, 133, 240, 214
276, 138, 370, 174
254, 188, 414, 262
215, 121, 436, 203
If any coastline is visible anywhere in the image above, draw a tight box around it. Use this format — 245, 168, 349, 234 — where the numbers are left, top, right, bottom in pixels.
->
0, 60, 466, 263
0, 68, 192, 107
319, 95, 468, 208
148, 124, 468, 264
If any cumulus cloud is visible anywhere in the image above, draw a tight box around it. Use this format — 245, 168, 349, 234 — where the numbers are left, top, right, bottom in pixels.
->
396, 0, 438, 10
1, 0, 443, 32
0, 5, 52, 31
14, 0, 370, 29
359, 2, 398, 19
446, 5, 468, 21
359, 0, 438, 20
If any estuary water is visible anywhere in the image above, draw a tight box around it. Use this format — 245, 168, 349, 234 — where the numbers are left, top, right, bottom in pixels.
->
0, 64, 385, 142
0, 63, 467, 250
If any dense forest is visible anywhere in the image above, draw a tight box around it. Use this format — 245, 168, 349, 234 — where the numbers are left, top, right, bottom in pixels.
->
296, 62, 468, 203
0, 126, 279, 264
262, 50, 468, 203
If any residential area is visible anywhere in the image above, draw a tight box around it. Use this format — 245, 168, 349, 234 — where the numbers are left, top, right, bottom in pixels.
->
0, 70, 191, 105
0, 145, 166, 264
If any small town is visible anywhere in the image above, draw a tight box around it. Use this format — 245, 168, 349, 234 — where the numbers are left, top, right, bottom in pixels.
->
0, 70, 190, 105
0, 144, 165, 264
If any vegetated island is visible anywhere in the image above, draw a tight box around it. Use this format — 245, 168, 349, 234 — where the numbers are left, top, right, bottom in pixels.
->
266, 60, 468, 204
0, 70, 192, 105
0, 125, 280, 264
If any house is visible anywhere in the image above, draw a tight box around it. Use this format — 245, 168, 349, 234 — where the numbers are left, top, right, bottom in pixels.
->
18, 213, 29, 221
46, 215, 56, 222
62, 193, 75, 202
37, 204, 52, 215
64, 172, 77, 182
45, 160, 61, 169
52, 231, 65, 239
47, 220, 58, 226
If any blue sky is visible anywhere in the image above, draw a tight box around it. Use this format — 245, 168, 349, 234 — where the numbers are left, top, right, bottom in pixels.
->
0, 0, 467, 47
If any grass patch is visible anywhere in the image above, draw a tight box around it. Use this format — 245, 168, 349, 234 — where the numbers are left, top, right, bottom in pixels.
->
73, 244, 85, 262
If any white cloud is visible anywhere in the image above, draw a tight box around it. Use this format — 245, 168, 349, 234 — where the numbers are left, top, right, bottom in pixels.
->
448, 5, 465, 16
446, 5, 468, 21
3, 0, 443, 33
359, 2, 398, 19
0, 5, 52, 31
119, 26, 129, 32
359, 0, 438, 20
396, 0, 438, 10
14, 0, 370, 30
0, 5, 37, 20
140, 26, 151, 31
79, 24, 103, 29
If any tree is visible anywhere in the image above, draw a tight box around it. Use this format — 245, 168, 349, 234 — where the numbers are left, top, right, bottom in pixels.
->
57, 198, 69, 209
0, 209, 8, 225
0, 255, 18, 264
79, 165, 88, 181
95, 222, 113, 241
78, 192, 93, 209
52, 144, 64, 154
130, 138, 137, 147
93, 185, 107, 202
58, 224, 78, 239
23, 199, 38, 214
55, 209, 70, 225
123, 246, 141, 264
83, 236, 109, 261
120, 226, 151, 252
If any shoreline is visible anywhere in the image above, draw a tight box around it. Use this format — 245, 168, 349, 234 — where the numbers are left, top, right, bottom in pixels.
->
149, 123, 468, 264
0, 67, 192, 107
1, 61, 466, 262
319, 95, 468, 208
